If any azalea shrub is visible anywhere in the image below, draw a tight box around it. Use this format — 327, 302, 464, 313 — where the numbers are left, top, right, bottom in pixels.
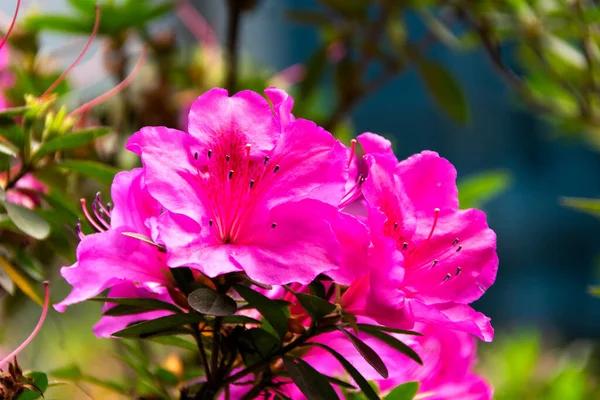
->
0, 0, 599, 399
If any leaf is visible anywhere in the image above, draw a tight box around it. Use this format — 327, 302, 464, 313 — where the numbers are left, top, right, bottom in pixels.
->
17, 372, 48, 400
112, 313, 202, 338
418, 59, 469, 124
221, 315, 262, 325
171, 267, 194, 294
588, 286, 600, 297
560, 197, 600, 219
356, 324, 423, 336
155, 367, 179, 385
307, 343, 380, 400
0, 142, 17, 156
50, 365, 83, 380
295, 293, 336, 320
386, 381, 420, 400
89, 297, 181, 314
234, 284, 288, 339
359, 328, 422, 365
238, 328, 281, 366
1, 200, 50, 239
188, 287, 237, 316
121, 232, 166, 251
54, 160, 119, 187
34, 127, 111, 159
149, 336, 197, 351
282, 358, 338, 400
0, 256, 43, 305
0, 106, 32, 118
0, 123, 24, 148
458, 170, 512, 209
337, 327, 389, 379
0, 265, 15, 294
24, 14, 94, 34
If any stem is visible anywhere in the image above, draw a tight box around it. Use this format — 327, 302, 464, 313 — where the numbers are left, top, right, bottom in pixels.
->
225, 0, 242, 93
210, 317, 222, 382
193, 324, 212, 382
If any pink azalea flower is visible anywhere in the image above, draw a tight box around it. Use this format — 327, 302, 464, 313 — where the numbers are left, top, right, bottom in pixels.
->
55, 168, 170, 312
357, 146, 498, 341
93, 282, 175, 338
127, 87, 349, 285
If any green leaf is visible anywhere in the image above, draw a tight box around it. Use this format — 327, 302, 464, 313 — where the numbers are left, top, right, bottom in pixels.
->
154, 367, 179, 385
238, 328, 281, 366
24, 14, 94, 34
1, 200, 50, 239
34, 127, 111, 160
386, 381, 420, 400
0, 141, 17, 157
54, 160, 119, 187
234, 284, 288, 339
89, 296, 181, 314
282, 358, 338, 400
295, 293, 336, 320
337, 327, 388, 378
50, 365, 83, 380
67, 0, 97, 14
359, 327, 422, 365
149, 336, 197, 351
458, 170, 512, 209
418, 59, 469, 124
17, 372, 48, 400
307, 343, 380, 400
188, 287, 237, 316
221, 315, 262, 325
587, 286, 600, 297
112, 314, 202, 338
0, 265, 16, 294
0, 106, 32, 118
560, 197, 600, 219
0, 123, 25, 148
356, 324, 423, 336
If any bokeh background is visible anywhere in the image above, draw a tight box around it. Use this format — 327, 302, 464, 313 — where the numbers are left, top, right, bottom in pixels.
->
1, 0, 599, 399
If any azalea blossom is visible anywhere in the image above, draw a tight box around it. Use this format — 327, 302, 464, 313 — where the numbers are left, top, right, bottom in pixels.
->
127, 87, 348, 285
0, 167, 47, 210
55, 168, 170, 313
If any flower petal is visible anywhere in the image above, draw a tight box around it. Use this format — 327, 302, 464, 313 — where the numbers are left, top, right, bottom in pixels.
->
265, 86, 295, 128
327, 212, 370, 285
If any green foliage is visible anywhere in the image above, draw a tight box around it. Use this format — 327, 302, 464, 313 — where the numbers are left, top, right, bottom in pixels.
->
561, 197, 600, 219
458, 170, 512, 209
386, 382, 420, 400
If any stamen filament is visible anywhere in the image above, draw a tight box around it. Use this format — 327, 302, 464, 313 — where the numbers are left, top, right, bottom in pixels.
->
69, 47, 147, 117
42, 4, 101, 98
80, 198, 104, 232
347, 139, 357, 168
176, 0, 219, 48
0, 282, 49, 368
92, 199, 111, 229
0, 0, 20, 51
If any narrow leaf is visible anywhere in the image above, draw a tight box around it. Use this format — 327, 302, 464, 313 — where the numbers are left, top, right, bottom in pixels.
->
89, 297, 181, 313
386, 381, 420, 400
234, 284, 288, 339
54, 160, 119, 187
561, 197, 600, 219
0, 142, 17, 157
458, 170, 511, 209
188, 287, 237, 316
359, 329, 422, 365
356, 324, 422, 336
1, 200, 50, 239
307, 343, 380, 400
0, 256, 43, 305
34, 127, 111, 159
296, 292, 336, 320
337, 327, 388, 379
418, 59, 469, 124
282, 358, 338, 400
112, 314, 202, 338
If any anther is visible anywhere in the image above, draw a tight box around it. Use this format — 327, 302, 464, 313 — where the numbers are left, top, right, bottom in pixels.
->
207, 149, 212, 158
249, 179, 255, 188
456, 245, 462, 252
393, 222, 399, 229
194, 152, 199, 160
264, 156, 270, 166
209, 219, 213, 227
226, 155, 230, 162
75, 219, 85, 240
228, 170, 234, 179
456, 267, 462, 276
401, 242, 408, 250
442, 273, 451, 283
452, 238, 459, 246
271, 222, 277, 229
274, 165, 280, 173
431, 259, 438, 268
348, 139, 357, 168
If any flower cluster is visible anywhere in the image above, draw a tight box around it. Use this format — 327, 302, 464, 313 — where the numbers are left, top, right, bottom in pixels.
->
56, 87, 497, 399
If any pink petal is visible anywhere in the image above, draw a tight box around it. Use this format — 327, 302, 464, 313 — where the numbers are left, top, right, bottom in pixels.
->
187, 88, 278, 158
265, 86, 295, 128
327, 212, 370, 285
396, 150, 458, 212
54, 227, 169, 312
357, 132, 398, 162
231, 199, 341, 285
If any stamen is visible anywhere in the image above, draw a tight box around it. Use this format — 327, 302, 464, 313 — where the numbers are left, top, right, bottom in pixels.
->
75, 218, 85, 240
0, 282, 49, 368
194, 152, 199, 160
455, 267, 462, 276
456, 245, 462, 252
425, 208, 440, 244
393, 222, 399, 229
69, 47, 147, 117
92, 199, 110, 229
347, 139, 357, 168
264, 156, 269, 166
442, 273, 451, 283
249, 179, 255, 188
228, 170, 234, 180
452, 238, 459, 246
401, 242, 408, 250
271, 222, 277, 228
207, 149, 212, 159
80, 198, 104, 232
209, 219, 213, 227
430, 259, 438, 268
95, 192, 111, 217
0, 0, 20, 51
42, 4, 101, 98
226, 155, 230, 162
242, 144, 251, 188
274, 165, 280, 173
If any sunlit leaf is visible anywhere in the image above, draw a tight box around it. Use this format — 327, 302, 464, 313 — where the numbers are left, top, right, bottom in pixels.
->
561, 197, 600, 219
17, 372, 48, 400
458, 170, 512, 209
386, 381, 420, 400
34, 127, 111, 160
0, 256, 43, 305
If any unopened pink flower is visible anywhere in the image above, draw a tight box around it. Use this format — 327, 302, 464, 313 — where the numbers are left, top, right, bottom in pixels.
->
0, 168, 48, 210
358, 147, 498, 341
128, 87, 349, 285
55, 168, 170, 312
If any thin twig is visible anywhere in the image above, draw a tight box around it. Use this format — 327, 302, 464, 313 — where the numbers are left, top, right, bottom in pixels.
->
226, 0, 242, 93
